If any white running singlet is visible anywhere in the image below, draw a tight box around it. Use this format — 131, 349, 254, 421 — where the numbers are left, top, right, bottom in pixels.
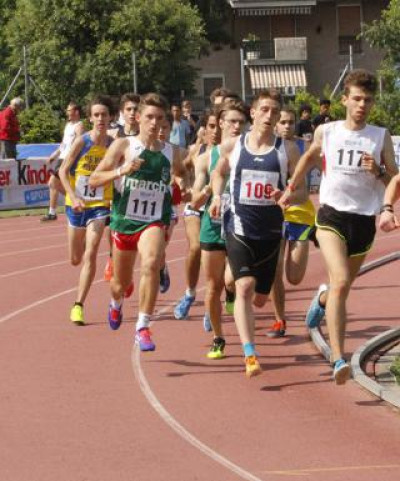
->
320, 121, 386, 215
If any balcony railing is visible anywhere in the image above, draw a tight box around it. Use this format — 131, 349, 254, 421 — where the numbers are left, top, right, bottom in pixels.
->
339, 35, 362, 55
243, 37, 307, 62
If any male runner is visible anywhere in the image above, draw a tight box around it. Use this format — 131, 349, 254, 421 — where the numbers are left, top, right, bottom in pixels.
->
90, 93, 185, 351
173, 110, 220, 320
209, 90, 301, 378
191, 99, 246, 358
58, 95, 114, 325
42, 102, 85, 221
379, 173, 400, 231
268, 106, 314, 337
280, 69, 398, 384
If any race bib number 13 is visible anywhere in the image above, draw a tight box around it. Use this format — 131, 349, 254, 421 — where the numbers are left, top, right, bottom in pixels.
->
75, 175, 104, 201
239, 169, 279, 206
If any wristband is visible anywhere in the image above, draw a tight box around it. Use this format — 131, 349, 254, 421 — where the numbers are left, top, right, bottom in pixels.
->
376, 166, 385, 178
380, 205, 394, 214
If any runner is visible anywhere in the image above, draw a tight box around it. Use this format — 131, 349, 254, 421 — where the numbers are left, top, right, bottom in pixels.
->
191, 99, 246, 358
41, 102, 85, 221
89, 93, 186, 351
209, 89, 301, 378
58, 95, 114, 325
104, 93, 140, 282
280, 69, 398, 384
268, 106, 314, 337
379, 173, 400, 232
173, 110, 220, 320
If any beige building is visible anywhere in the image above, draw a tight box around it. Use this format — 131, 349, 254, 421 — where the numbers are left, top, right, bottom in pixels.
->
191, 0, 387, 106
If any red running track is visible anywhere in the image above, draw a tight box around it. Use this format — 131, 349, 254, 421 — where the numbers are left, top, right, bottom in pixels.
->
0, 213, 400, 481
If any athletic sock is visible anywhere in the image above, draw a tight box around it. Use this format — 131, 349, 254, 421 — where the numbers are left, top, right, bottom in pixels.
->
49, 207, 56, 215
111, 298, 122, 309
225, 288, 235, 303
186, 288, 196, 298
74, 302, 83, 307
136, 312, 151, 332
243, 342, 256, 358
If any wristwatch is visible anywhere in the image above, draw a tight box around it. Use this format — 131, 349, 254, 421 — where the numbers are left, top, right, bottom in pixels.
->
377, 166, 385, 178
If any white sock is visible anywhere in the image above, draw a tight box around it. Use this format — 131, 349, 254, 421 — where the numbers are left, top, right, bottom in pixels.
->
186, 288, 196, 298
136, 312, 151, 331
111, 298, 122, 309
49, 207, 56, 215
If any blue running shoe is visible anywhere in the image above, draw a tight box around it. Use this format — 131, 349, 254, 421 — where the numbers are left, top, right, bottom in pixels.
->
305, 284, 328, 328
159, 264, 170, 294
174, 294, 195, 320
135, 328, 156, 351
203, 313, 212, 332
333, 359, 351, 385
108, 303, 123, 330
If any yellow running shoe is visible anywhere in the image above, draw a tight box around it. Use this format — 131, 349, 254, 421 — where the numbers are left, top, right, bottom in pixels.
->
206, 337, 226, 360
245, 355, 262, 378
70, 304, 85, 326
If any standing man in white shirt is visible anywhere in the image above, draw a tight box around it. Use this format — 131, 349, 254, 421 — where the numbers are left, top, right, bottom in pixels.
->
41, 102, 85, 221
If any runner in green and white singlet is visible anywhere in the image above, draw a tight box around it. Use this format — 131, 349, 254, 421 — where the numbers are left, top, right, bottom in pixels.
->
90, 93, 186, 351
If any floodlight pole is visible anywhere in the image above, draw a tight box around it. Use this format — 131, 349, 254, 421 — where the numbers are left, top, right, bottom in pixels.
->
0, 68, 22, 109
23, 45, 29, 109
132, 52, 138, 94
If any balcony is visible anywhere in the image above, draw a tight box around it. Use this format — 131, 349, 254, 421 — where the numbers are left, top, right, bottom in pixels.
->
243, 37, 307, 64
338, 35, 362, 55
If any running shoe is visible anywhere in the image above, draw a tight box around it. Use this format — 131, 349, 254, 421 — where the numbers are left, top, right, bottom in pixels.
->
245, 355, 262, 378
266, 320, 286, 338
70, 304, 85, 326
159, 264, 170, 293
103, 257, 113, 282
40, 213, 57, 222
135, 328, 156, 352
305, 284, 328, 328
203, 313, 212, 332
108, 303, 123, 330
174, 294, 195, 320
333, 359, 351, 385
207, 337, 226, 359
124, 282, 134, 299
225, 289, 235, 315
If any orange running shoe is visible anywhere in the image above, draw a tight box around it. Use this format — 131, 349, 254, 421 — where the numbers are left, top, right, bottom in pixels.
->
266, 320, 286, 338
124, 281, 134, 298
245, 355, 262, 378
104, 257, 113, 282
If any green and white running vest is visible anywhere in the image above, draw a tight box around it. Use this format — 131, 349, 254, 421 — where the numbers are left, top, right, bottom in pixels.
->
111, 137, 172, 234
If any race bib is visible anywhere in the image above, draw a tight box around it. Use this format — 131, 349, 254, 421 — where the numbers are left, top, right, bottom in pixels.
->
239, 169, 279, 206
75, 175, 104, 201
332, 139, 377, 175
125, 188, 163, 222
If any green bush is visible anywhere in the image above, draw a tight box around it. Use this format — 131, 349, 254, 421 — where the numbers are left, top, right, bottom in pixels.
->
291, 86, 345, 121
390, 355, 400, 385
18, 104, 63, 144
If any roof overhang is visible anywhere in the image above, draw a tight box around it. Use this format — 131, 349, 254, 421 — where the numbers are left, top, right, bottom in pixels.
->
228, 1, 316, 15
248, 64, 307, 90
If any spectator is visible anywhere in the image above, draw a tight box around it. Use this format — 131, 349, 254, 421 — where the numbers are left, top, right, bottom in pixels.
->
0, 97, 24, 160
295, 104, 313, 140
169, 103, 190, 148
181, 100, 199, 145
313, 99, 332, 129
209, 87, 240, 106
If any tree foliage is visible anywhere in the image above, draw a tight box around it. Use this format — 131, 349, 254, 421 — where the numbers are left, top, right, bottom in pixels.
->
19, 104, 63, 143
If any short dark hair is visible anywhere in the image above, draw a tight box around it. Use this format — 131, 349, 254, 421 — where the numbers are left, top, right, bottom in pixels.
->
67, 101, 81, 116
280, 105, 296, 120
343, 69, 378, 96
120, 93, 140, 111
86, 95, 115, 117
251, 89, 282, 109
199, 108, 219, 128
319, 98, 331, 107
217, 98, 247, 122
209, 87, 239, 105
299, 104, 312, 115
164, 112, 173, 127
138, 93, 169, 113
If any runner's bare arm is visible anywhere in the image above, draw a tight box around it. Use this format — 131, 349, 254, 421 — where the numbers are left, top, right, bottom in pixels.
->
380, 130, 399, 185
75, 122, 86, 136
279, 126, 323, 207
285, 140, 308, 205
191, 152, 211, 210
58, 136, 85, 209
379, 172, 400, 232
89, 138, 141, 188
209, 138, 235, 218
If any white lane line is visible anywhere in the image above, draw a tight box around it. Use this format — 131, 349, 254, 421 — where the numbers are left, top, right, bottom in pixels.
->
0, 238, 187, 278
0, 232, 66, 245
131, 298, 263, 481
1, 225, 66, 235
0, 243, 68, 257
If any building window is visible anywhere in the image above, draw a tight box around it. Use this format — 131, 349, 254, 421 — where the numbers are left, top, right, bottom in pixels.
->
337, 4, 362, 55
202, 75, 225, 103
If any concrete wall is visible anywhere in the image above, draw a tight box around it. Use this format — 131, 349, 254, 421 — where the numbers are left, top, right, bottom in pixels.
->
191, 0, 387, 100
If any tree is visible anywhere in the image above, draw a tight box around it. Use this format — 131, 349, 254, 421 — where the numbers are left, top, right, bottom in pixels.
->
5, 0, 207, 108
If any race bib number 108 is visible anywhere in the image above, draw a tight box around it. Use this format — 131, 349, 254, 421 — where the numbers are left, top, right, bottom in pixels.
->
239, 169, 279, 206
